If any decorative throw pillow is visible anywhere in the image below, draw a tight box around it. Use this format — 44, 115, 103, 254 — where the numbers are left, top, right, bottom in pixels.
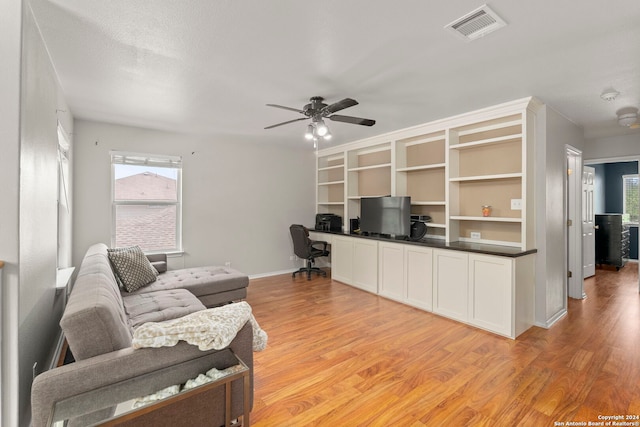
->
108, 246, 159, 292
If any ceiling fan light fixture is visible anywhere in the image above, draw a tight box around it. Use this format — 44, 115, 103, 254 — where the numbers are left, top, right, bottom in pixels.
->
315, 120, 329, 137
304, 124, 314, 140
617, 107, 639, 127
618, 113, 638, 127
323, 131, 332, 141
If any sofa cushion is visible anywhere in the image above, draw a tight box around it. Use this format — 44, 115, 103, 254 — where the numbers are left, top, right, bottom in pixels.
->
61, 244, 133, 361
108, 246, 159, 292
123, 289, 206, 330
127, 266, 249, 299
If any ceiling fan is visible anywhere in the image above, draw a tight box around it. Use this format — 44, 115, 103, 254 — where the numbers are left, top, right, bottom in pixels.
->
264, 96, 376, 141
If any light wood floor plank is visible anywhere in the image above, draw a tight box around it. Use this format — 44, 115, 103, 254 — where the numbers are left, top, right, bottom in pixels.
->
246, 263, 640, 426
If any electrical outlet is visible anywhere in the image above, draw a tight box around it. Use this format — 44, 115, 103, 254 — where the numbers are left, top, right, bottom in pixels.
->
289, 255, 296, 261
470, 232, 481, 239
511, 199, 523, 210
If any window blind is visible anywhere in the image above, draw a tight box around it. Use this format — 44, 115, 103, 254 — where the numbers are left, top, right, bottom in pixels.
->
110, 151, 182, 168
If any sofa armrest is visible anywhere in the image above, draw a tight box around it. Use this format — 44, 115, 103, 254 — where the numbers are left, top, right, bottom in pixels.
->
32, 322, 253, 427
146, 253, 167, 273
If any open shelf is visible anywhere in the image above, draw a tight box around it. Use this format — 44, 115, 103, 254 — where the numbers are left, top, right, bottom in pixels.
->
450, 216, 522, 223
396, 163, 446, 172
347, 163, 392, 172
450, 173, 522, 182
450, 134, 522, 150
318, 180, 345, 186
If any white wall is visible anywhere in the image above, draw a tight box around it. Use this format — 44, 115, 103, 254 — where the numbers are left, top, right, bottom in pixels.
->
0, 1, 24, 425
4, 3, 75, 426
584, 133, 640, 160
73, 120, 316, 276
534, 106, 585, 327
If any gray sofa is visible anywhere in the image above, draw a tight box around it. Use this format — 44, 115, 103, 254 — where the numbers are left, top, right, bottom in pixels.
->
31, 243, 253, 427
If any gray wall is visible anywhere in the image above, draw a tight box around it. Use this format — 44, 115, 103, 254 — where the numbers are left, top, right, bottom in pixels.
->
0, 1, 24, 426
1, 3, 75, 426
584, 133, 640, 160
73, 120, 316, 276
534, 106, 585, 327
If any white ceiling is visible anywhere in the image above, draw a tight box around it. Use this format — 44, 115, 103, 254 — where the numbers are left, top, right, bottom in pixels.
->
30, 0, 640, 148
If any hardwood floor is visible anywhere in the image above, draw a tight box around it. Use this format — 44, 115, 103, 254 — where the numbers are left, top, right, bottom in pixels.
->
245, 263, 640, 426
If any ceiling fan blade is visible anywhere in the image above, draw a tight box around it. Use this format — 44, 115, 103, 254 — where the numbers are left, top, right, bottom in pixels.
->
266, 104, 305, 114
328, 114, 376, 126
322, 98, 359, 115
264, 117, 308, 129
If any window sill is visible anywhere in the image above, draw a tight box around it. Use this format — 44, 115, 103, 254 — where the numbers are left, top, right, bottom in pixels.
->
144, 250, 184, 257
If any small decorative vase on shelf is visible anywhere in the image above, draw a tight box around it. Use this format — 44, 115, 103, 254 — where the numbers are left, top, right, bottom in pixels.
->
482, 205, 492, 217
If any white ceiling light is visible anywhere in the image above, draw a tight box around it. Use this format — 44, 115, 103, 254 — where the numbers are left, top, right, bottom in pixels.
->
315, 120, 329, 137
600, 88, 620, 101
445, 4, 507, 41
304, 124, 314, 140
617, 107, 638, 127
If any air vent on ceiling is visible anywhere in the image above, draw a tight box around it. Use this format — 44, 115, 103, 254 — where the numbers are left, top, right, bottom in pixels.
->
445, 4, 507, 41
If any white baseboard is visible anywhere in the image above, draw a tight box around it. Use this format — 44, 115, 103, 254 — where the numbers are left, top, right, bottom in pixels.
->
248, 269, 298, 280
535, 308, 567, 329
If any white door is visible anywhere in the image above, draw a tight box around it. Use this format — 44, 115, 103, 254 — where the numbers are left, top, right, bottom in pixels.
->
433, 249, 469, 322
582, 166, 596, 278
566, 147, 584, 299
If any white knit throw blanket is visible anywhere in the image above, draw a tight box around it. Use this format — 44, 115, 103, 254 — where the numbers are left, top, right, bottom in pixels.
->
132, 301, 267, 351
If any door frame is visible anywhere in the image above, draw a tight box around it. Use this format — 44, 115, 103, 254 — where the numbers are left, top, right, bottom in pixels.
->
584, 155, 640, 293
566, 146, 584, 299
582, 165, 596, 278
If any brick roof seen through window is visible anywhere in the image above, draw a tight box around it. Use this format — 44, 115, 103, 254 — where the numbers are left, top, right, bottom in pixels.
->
115, 172, 178, 251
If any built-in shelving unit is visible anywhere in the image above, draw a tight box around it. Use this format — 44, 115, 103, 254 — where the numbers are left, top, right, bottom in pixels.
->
347, 143, 392, 221
448, 113, 528, 247
315, 97, 539, 249
317, 153, 345, 217
396, 131, 447, 239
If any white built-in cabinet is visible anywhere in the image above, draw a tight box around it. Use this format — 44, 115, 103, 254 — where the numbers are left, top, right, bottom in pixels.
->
430, 248, 534, 338
378, 241, 433, 311
405, 245, 433, 311
433, 249, 469, 322
314, 97, 541, 339
331, 237, 534, 338
331, 235, 378, 293
468, 253, 535, 338
378, 242, 406, 302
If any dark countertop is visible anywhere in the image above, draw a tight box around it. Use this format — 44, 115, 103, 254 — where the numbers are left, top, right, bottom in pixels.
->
309, 229, 537, 258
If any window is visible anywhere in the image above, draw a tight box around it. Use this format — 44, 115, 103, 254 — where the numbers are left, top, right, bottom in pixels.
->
57, 123, 72, 268
623, 174, 639, 224
111, 152, 182, 252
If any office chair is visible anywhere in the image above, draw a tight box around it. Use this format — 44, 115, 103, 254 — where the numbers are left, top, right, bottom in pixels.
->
289, 224, 330, 280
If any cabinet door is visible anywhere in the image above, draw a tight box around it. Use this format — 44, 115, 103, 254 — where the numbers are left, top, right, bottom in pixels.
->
405, 245, 433, 311
331, 236, 353, 284
378, 242, 405, 302
352, 239, 378, 293
468, 254, 513, 337
433, 249, 468, 322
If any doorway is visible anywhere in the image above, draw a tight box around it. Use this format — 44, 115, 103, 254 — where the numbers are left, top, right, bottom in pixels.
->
583, 156, 640, 293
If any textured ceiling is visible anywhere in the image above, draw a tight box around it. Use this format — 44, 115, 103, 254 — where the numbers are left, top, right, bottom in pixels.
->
30, 0, 640, 148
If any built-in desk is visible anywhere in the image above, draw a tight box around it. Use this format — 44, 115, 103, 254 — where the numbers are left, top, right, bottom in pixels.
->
308, 229, 536, 339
